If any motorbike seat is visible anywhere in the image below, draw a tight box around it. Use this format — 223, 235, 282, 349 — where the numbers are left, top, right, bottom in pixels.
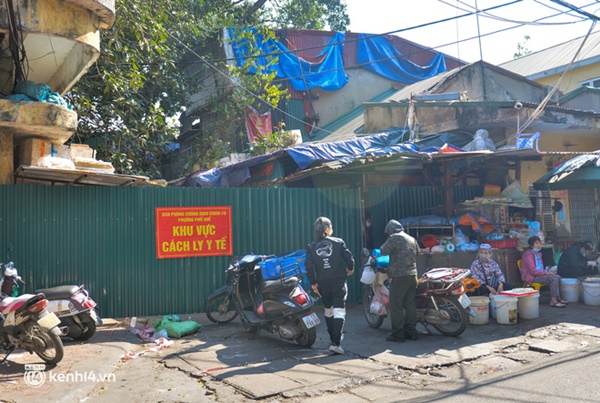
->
36, 285, 80, 299
259, 276, 298, 295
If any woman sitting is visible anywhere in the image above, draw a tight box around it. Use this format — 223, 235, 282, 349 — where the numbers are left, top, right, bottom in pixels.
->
521, 236, 567, 308
470, 243, 512, 296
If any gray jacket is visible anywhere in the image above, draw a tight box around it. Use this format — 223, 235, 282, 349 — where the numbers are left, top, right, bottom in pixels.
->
379, 220, 418, 277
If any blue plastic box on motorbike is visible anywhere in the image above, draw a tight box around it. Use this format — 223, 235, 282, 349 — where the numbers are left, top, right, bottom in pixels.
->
258, 250, 309, 288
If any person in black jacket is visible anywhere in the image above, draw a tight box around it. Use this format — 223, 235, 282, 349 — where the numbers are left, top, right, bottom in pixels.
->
305, 217, 355, 355
557, 242, 596, 278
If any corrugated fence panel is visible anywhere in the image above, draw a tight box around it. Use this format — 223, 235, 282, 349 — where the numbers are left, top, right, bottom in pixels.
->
0, 186, 362, 318
366, 186, 484, 247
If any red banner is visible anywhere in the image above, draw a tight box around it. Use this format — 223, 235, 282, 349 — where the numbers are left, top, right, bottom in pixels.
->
155, 206, 233, 259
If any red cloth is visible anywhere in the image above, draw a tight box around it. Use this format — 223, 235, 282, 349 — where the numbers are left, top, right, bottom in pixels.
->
245, 106, 272, 143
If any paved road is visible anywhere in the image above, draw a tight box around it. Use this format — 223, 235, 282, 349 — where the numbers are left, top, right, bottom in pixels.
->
2, 292, 600, 402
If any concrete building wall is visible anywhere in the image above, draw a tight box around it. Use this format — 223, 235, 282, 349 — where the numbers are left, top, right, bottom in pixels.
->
309, 69, 398, 128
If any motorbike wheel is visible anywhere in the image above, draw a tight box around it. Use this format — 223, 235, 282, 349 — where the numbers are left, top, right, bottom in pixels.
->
429, 296, 468, 337
362, 285, 384, 329
71, 315, 97, 341
206, 293, 239, 324
294, 320, 317, 347
24, 320, 64, 365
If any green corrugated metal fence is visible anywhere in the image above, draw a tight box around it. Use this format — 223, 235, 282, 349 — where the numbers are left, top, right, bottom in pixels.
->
0, 185, 362, 318
0, 184, 483, 318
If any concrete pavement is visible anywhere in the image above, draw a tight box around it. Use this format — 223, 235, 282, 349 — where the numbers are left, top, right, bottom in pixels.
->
3, 291, 600, 402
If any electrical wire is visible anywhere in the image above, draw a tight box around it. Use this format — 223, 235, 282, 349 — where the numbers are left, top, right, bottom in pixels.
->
165, 30, 337, 136
440, 0, 592, 25
5, 0, 29, 86
202, 0, 523, 66
513, 20, 597, 138
184, 12, 589, 95
173, 1, 600, 137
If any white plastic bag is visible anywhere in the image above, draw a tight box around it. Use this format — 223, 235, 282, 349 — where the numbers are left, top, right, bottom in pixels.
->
360, 265, 376, 285
370, 288, 386, 315
453, 228, 469, 247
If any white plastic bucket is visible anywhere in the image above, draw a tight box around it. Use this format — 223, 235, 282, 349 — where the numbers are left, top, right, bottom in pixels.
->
489, 294, 497, 319
582, 280, 600, 306
517, 291, 540, 319
561, 278, 580, 303
495, 295, 518, 325
468, 296, 490, 325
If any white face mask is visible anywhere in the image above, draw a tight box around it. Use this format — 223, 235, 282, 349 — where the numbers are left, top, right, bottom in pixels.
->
478, 253, 491, 262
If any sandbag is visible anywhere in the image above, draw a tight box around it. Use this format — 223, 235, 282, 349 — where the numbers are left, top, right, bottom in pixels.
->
160, 320, 201, 338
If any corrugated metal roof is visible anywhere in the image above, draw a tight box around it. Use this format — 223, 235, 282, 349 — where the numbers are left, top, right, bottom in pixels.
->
14, 166, 164, 187
278, 30, 463, 70
499, 30, 600, 79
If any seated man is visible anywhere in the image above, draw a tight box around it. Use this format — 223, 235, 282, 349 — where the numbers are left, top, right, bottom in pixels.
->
557, 242, 597, 279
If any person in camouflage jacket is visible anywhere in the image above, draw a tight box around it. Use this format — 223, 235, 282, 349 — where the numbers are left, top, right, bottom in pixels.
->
379, 219, 418, 342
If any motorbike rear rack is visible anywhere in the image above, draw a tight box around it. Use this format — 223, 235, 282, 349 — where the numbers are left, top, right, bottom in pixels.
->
421, 268, 471, 292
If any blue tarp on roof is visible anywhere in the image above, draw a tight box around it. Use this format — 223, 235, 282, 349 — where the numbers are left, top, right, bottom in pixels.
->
190, 132, 421, 188
181, 131, 475, 188
357, 34, 447, 84
229, 29, 448, 91
287, 132, 418, 169
229, 28, 348, 91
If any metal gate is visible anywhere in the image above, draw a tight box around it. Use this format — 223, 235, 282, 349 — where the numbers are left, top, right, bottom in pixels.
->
568, 188, 600, 248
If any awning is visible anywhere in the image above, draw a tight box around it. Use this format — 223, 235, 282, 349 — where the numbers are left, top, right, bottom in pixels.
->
533, 153, 600, 190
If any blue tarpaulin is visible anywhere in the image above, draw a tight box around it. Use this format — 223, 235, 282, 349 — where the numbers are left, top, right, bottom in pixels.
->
357, 34, 447, 84
287, 132, 418, 170
181, 131, 474, 188
229, 28, 348, 91
190, 132, 420, 187
229, 29, 449, 91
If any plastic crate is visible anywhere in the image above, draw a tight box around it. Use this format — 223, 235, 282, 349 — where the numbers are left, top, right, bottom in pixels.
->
486, 238, 518, 249
259, 250, 306, 280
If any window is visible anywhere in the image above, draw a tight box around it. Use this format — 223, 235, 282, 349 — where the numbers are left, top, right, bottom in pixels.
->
579, 77, 600, 88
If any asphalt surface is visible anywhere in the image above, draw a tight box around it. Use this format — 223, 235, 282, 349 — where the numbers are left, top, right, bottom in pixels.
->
3, 289, 600, 402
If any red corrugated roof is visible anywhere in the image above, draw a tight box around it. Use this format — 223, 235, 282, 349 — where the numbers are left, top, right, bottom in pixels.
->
277, 29, 463, 70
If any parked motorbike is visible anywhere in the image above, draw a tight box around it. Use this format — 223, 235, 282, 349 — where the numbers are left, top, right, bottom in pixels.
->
36, 284, 101, 341
361, 252, 471, 337
205, 254, 319, 347
0, 263, 64, 364
1, 262, 101, 341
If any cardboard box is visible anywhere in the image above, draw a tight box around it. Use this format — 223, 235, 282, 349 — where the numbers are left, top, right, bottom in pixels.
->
70, 144, 95, 159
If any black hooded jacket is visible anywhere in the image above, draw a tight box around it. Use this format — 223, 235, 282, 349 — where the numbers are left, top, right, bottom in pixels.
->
305, 236, 355, 285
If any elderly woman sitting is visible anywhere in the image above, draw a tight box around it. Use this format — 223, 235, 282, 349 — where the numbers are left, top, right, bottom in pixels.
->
470, 243, 512, 296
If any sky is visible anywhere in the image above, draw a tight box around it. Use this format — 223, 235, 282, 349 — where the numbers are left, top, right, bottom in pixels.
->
344, 0, 600, 65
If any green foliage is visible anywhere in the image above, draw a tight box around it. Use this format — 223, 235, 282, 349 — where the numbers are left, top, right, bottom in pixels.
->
69, 0, 218, 178
250, 121, 298, 156
514, 35, 532, 59
68, 0, 349, 179
267, 0, 349, 31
